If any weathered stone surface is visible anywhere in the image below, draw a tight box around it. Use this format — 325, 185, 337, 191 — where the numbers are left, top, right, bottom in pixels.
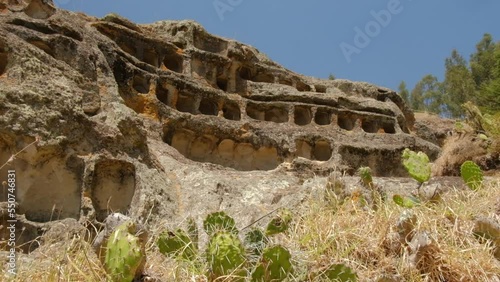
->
0, 0, 440, 246
413, 112, 454, 147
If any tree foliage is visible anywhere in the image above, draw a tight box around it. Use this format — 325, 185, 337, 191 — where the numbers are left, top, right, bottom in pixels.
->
398, 81, 410, 106
470, 34, 496, 88
478, 43, 500, 114
404, 33, 500, 117
411, 74, 444, 114
443, 49, 476, 117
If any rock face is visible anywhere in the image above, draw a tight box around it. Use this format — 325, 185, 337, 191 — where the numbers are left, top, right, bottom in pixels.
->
0, 1, 439, 250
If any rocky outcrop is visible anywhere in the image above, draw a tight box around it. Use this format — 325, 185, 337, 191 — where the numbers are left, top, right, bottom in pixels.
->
0, 0, 439, 251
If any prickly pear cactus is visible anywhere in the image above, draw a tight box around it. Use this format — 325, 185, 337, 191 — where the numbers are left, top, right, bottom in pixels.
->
401, 148, 431, 183
393, 194, 420, 208
203, 211, 238, 236
266, 208, 292, 236
157, 229, 197, 261
320, 264, 358, 282
251, 245, 293, 281
104, 221, 145, 282
187, 217, 199, 251
245, 228, 268, 260
206, 231, 247, 279
357, 167, 374, 189
460, 161, 483, 190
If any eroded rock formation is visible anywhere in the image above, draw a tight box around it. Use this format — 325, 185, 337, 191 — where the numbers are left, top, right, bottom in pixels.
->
0, 0, 439, 251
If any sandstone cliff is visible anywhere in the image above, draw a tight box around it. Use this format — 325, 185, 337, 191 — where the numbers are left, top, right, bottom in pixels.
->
0, 0, 440, 250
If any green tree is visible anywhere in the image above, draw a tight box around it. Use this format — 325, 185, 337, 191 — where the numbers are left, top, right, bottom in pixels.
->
479, 44, 500, 113
410, 82, 424, 112
443, 49, 476, 117
470, 33, 496, 88
411, 75, 444, 114
398, 81, 411, 107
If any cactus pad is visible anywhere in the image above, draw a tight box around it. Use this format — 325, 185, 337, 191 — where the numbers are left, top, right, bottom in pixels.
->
393, 194, 420, 208
320, 264, 358, 282
187, 217, 199, 251
245, 228, 268, 259
460, 161, 483, 190
401, 148, 431, 183
157, 229, 197, 261
206, 231, 247, 278
266, 208, 293, 236
357, 166, 374, 189
251, 245, 293, 281
104, 221, 145, 282
203, 211, 238, 236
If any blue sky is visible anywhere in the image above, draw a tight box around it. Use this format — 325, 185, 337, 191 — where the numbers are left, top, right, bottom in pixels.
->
57, 0, 500, 92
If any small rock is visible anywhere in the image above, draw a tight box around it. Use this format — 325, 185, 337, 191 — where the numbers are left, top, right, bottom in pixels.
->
473, 217, 500, 260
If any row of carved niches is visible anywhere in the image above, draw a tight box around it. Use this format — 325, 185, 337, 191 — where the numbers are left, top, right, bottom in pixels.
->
120, 67, 400, 133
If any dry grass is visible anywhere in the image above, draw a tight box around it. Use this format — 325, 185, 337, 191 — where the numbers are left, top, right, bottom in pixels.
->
287, 179, 500, 281
2, 179, 500, 281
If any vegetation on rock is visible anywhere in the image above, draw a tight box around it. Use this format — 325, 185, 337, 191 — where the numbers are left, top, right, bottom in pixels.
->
401, 33, 500, 117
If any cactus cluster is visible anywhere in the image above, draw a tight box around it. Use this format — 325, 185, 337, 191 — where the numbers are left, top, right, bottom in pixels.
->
401, 149, 431, 184
157, 229, 196, 261
104, 221, 145, 282
266, 208, 293, 236
206, 231, 247, 278
245, 228, 268, 259
460, 161, 484, 190
156, 210, 296, 281
357, 167, 374, 189
204, 211, 238, 236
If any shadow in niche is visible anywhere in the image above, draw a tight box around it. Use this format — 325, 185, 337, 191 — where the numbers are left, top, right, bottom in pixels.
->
164, 128, 282, 171
176, 92, 197, 114
222, 101, 241, 121
92, 160, 136, 222
295, 139, 333, 161
337, 113, 356, 131
315, 108, 332, 125
199, 97, 219, 116
294, 106, 312, 126
163, 53, 183, 73
246, 102, 289, 123
0, 46, 7, 75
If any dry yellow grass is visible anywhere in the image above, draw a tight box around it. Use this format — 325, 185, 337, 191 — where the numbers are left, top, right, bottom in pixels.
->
286, 178, 500, 281
2, 178, 499, 282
